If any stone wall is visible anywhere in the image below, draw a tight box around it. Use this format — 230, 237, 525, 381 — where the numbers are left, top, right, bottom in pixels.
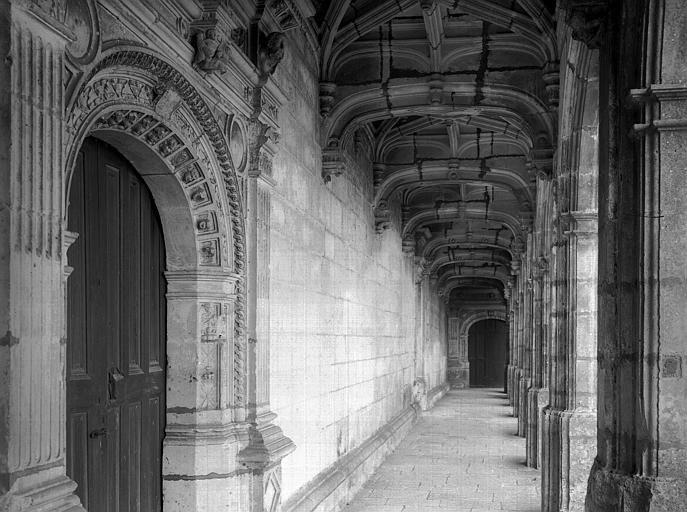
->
268, 34, 447, 503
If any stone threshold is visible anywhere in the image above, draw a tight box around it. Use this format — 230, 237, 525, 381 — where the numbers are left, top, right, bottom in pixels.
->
283, 383, 450, 512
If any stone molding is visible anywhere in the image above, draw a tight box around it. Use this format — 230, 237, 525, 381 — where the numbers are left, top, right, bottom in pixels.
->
631, 84, 687, 133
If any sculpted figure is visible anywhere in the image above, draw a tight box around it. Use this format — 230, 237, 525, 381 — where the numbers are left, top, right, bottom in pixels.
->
259, 32, 285, 78
193, 28, 231, 74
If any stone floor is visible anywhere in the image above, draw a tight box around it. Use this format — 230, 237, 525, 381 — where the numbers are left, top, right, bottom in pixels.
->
343, 388, 541, 512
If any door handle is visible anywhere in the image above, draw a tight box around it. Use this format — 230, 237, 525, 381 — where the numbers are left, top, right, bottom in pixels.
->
89, 427, 108, 439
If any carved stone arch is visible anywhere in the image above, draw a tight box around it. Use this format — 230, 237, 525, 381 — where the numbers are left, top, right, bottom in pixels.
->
64, 48, 249, 413
460, 311, 508, 339
65, 46, 246, 274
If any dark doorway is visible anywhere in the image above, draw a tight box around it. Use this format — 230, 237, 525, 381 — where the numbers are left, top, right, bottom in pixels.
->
468, 319, 507, 387
66, 137, 166, 512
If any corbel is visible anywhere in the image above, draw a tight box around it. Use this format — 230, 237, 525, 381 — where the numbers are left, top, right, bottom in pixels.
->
562, 0, 609, 50
322, 138, 349, 183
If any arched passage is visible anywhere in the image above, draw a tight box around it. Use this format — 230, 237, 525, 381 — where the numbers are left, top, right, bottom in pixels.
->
468, 319, 508, 388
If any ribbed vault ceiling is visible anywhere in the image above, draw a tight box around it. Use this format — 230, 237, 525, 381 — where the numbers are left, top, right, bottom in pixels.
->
315, 0, 558, 302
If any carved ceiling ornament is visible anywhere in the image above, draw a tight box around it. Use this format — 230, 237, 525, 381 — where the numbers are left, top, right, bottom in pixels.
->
65, 48, 248, 406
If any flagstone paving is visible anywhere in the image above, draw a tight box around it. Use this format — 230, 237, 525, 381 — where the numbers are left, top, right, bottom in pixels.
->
343, 388, 541, 512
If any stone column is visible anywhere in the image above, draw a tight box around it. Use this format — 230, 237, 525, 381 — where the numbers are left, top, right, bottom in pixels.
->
0, 3, 83, 509
238, 119, 295, 511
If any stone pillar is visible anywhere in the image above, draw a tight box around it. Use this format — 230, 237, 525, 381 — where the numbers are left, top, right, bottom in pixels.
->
163, 271, 245, 511
544, 42, 599, 510
238, 119, 295, 511
526, 257, 547, 468
0, 3, 84, 509
517, 251, 530, 435
542, 225, 567, 512
560, 212, 597, 511
508, 265, 521, 410
504, 281, 514, 395
588, 18, 687, 507
631, 81, 687, 510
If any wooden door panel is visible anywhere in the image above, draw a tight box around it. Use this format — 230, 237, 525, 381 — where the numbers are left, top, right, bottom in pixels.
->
67, 411, 89, 506
67, 137, 165, 512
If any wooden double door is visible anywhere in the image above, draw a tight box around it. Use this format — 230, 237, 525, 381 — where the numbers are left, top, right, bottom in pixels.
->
468, 319, 507, 388
66, 138, 166, 512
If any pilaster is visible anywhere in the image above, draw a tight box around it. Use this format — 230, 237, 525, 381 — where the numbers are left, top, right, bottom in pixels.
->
0, 3, 84, 510
237, 112, 295, 512
163, 270, 247, 512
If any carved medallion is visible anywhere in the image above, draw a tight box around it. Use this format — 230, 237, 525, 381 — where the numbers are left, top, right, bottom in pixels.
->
65, 0, 100, 65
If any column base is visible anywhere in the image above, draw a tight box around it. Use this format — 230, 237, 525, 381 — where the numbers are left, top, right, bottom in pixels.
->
563, 409, 596, 512
163, 421, 249, 512
541, 407, 596, 512
586, 459, 687, 512
0, 466, 85, 512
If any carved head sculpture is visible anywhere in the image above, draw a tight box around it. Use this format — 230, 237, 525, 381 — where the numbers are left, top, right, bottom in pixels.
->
259, 32, 286, 78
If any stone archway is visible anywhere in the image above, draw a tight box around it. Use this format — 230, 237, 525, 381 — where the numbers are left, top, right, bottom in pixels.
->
63, 48, 248, 512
